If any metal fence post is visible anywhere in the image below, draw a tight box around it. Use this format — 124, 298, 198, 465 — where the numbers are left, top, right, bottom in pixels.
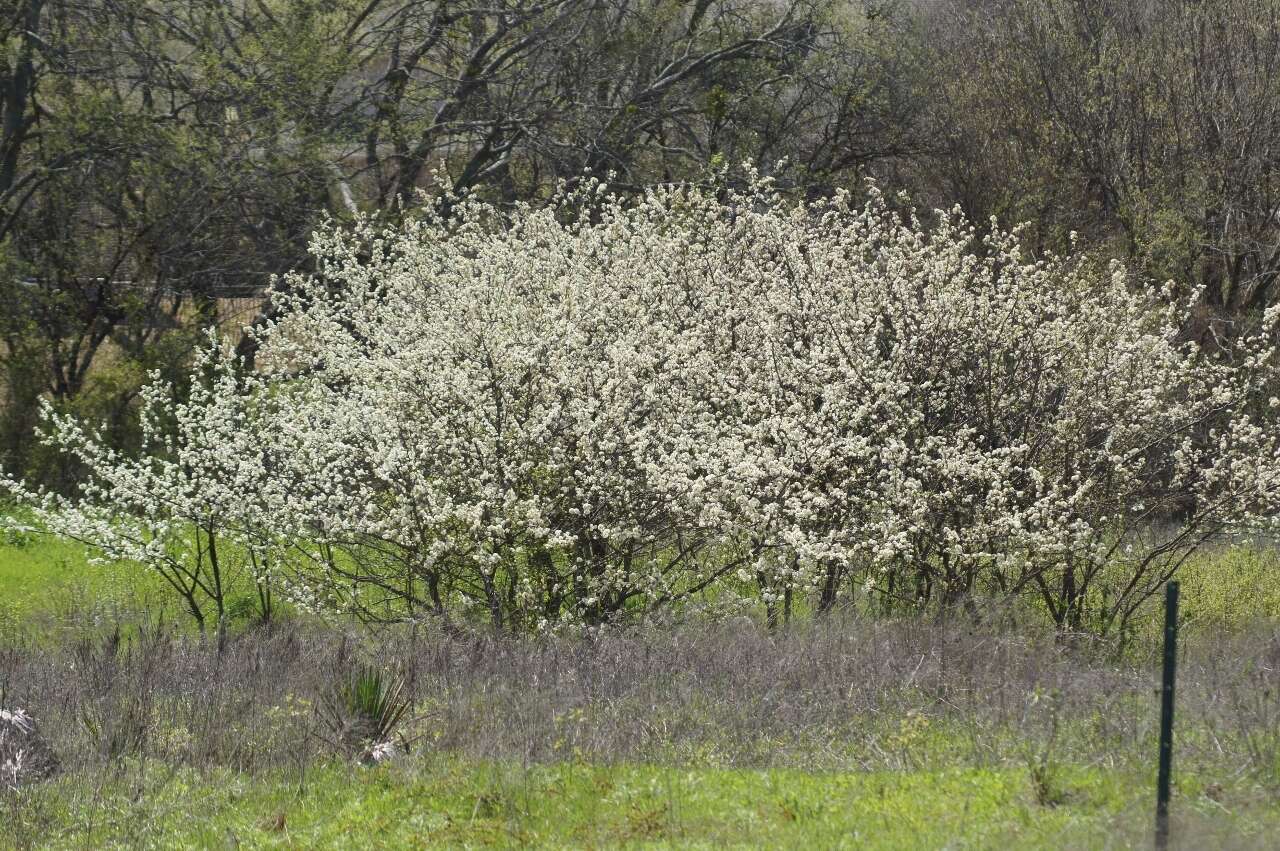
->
1155, 580, 1179, 850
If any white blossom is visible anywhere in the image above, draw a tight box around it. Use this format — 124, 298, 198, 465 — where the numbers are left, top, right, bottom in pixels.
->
9, 172, 1280, 633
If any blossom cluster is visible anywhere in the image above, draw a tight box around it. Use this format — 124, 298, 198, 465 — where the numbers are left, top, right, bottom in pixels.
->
9, 177, 1280, 632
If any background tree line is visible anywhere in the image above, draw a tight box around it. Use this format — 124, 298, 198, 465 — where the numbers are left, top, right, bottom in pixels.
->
2, 0, 1278, 485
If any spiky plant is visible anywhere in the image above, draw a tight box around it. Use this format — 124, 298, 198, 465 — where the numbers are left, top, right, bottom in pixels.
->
318, 665, 410, 758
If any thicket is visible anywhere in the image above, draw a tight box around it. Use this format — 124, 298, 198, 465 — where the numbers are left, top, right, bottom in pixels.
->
5, 178, 1279, 634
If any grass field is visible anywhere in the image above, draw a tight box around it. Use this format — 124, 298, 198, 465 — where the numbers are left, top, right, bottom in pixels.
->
0, 526, 268, 642
0, 529, 155, 633
9, 758, 1280, 850
4, 527, 1280, 849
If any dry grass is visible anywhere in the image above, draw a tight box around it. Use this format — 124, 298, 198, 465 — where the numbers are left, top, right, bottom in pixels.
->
1, 611, 1278, 787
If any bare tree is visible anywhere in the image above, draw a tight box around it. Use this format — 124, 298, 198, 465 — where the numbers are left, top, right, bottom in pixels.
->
917, 0, 1280, 319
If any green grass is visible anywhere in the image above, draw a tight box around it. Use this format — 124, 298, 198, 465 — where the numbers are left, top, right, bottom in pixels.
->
0, 524, 272, 639
8, 757, 1279, 850
1143, 545, 1280, 636
0, 528, 159, 627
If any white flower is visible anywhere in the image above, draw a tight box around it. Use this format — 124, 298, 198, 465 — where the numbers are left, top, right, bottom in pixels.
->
8, 171, 1280, 630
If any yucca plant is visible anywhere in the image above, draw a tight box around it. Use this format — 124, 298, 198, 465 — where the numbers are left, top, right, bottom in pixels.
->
317, 664, 411, 760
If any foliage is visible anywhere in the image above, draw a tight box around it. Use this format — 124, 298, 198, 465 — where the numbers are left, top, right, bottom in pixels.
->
1, 0, 919, 485
6, 0, 1280, 504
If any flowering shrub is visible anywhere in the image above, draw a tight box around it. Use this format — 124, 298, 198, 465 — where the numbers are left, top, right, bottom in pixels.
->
2, 338, 286, 634
8, 176, 1280, 632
